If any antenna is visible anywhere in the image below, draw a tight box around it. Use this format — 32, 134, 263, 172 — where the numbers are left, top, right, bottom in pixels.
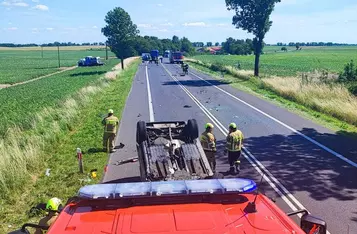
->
244, 174, 265, 213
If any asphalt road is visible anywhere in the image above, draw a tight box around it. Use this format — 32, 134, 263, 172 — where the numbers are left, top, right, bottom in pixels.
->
103, 59, 357, 234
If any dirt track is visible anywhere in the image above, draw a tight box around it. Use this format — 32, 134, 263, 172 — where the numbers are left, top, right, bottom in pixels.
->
0, 66, 76, 89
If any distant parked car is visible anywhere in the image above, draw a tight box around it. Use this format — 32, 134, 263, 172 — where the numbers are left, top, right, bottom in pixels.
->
77, 56, 104, 66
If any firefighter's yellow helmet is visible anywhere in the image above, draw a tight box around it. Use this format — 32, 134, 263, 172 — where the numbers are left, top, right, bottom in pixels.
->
46, 197, 62, 211
229, 123, 237, 129
205, 123, 214, 129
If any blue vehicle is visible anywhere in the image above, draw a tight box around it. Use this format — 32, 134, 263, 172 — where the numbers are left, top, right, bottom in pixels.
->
77, 56, 104, 67
149, 50, 159, 64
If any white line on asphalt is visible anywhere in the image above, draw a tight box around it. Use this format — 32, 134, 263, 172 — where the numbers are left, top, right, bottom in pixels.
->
162, 64, 332, 233
187, 70, 357, 169
145, 65, 155, 122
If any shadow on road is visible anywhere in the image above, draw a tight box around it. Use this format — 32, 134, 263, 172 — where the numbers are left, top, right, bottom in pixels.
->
70, 71, 106, 77
162, 79, 231, 87
102, 176, 141, 184
241, 128, 357, 202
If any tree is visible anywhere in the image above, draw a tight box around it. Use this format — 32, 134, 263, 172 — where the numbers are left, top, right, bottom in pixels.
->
296, 42, 300, 50
226, 0, 281, 76
181, 37, 194, 54
102, 7, 139, 69
215, 42, 220, 46
206, 42, 213, 47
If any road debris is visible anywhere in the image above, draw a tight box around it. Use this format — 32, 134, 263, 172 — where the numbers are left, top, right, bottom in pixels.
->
183, 105, 192, 108
113, 157, 138, 166
117, 142, 125, 149
137, 113, 142, 117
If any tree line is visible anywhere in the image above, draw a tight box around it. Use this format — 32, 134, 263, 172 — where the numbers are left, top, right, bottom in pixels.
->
0, 42, 106, 47
277, 42, 357, 47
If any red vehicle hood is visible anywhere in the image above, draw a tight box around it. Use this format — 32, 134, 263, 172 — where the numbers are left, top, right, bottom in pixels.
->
48, 194, 304, 234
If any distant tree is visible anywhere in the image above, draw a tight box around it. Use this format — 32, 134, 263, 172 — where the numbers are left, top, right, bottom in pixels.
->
226, 0, 281, 76
215, 42, 220, 46
206, 42, 213, 47
296, 42, 300, 50
281, 47, 287, 52
102, 7, 139, 69
181, 37, 195, 54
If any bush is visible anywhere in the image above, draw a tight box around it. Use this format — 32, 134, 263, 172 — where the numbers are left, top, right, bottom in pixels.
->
338, 60, 357, 82
348, 84, 357, 96
210, 63, 226, 72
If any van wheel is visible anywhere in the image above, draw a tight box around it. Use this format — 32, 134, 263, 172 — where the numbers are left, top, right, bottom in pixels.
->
186, 119, 199, 140
136, 121, 147, 144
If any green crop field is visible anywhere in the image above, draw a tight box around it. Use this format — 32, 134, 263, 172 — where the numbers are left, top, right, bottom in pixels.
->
0, 59, 119, 136
193, 46, 357, 77
0, 48, 115, 84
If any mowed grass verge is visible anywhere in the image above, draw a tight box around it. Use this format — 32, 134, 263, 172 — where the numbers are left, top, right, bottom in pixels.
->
193, 46, 357, 77
0, 49, 115, 84
1, 59, 139, 233
186, 59, 357, 135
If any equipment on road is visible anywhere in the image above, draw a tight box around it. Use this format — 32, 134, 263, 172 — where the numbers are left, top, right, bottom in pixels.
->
136, 119, 215, 181
9, 178, 327, 234
77, 56, 104, 67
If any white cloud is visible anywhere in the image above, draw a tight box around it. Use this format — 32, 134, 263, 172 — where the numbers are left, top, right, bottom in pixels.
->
46, 27, 53, 31
34, 4, 48, 11
1, 1, 11, 6
92, 26, 98, 29
183, 22, 206, 27
138, 24, 152, 28
216, 23, 228, 26
13, 2, 28, 6
6, 27, 18, 30
157, 29, 168, 32
157, 3, 163, 7
1, 0, 28, 7
32, 0, 39, 2
161, 22, 174, 27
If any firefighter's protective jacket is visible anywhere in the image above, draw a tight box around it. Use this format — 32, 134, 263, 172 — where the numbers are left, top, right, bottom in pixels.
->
226, 130, 244, 152
102, 115, 119, 134
200, 131, 217, 152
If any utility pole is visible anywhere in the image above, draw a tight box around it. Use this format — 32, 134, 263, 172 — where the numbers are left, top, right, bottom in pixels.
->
105, 42, 108, 60
57, 46, 60, 68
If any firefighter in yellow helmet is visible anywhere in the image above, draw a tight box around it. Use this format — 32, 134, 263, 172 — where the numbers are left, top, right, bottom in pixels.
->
200, 123, 217, 173
34, 197, 63, 234
225, 123, 244, 174
102, 109, 119, 153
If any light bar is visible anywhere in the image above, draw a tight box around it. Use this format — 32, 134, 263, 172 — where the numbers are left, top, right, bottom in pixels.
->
78, 178, 257, 200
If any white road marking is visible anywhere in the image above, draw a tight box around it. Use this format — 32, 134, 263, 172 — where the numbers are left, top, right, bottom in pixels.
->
145, 65, 155, 122
187, 69, 357, 169
162, 64, 332, 234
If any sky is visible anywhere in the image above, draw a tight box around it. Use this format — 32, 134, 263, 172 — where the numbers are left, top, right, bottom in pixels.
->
1, 0, 357, 44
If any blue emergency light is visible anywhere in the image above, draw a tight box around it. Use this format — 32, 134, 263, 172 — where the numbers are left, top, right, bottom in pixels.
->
78, 178, 257, 199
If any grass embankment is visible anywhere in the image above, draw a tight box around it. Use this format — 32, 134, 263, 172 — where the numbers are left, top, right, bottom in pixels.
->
0, 49, 115, 84
186, 58, 357, 134
0, 59, 139, 233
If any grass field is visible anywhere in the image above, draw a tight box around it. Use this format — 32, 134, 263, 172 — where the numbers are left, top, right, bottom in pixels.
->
1, 59, 139, 233
0, 59, 119, 136
193, 46, 357, 77
0, 48, 115, 84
